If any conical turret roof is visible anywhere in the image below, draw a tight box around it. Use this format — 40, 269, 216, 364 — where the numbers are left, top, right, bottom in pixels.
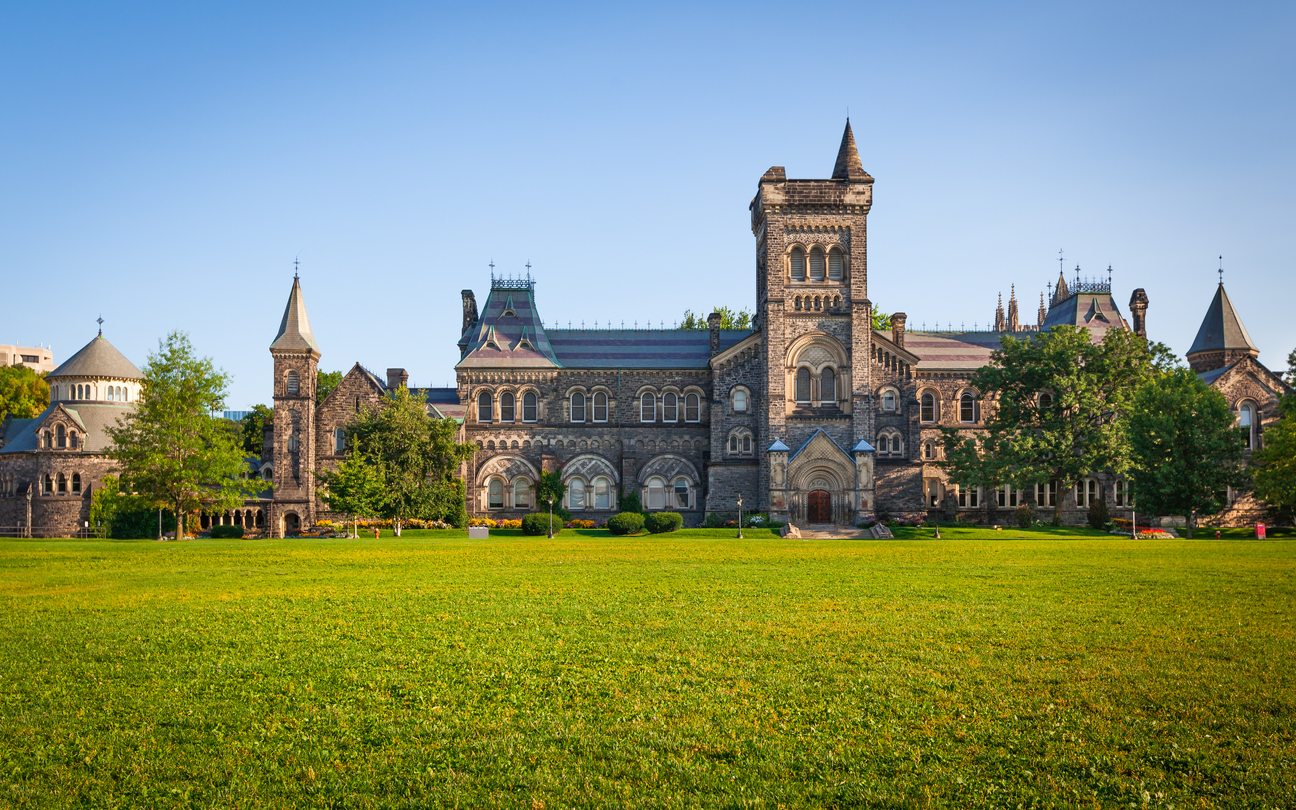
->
47, 334, 142, 380
270, 276, 321, 354
831, 119, 872, 182
1188, 283, 1257, 356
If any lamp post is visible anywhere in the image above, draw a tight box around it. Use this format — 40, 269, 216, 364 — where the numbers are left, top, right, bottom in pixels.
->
737, 495, 743, 539
547, 497, 554, 539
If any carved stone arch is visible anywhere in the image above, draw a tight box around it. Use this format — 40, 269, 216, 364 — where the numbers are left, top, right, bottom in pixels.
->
786, 431, 854, 492
476, 454, 540, 487
560, 453, 619, 485
785, 332, 848, 371
633, 384, 660, 398
638, 453, 701, 485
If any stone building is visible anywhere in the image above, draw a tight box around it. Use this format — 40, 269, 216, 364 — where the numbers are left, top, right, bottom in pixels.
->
273, 121, 1205, 532
0, 331, 142, 536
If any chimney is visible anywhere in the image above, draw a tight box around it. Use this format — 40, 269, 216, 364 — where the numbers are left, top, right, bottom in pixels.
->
891, 312, 907, 348
461, 290, 479, 336
386, 368, 408, 390
1129, 289, 1149, 339
707, 312, 722, 356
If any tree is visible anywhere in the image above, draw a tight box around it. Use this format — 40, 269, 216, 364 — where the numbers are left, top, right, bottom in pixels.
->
1127, 368, 1251, 536
680, 307, 753, 330
0, 366, 49, 420
106, 332, 263, 539
238, 404, 274, 457
316, 448, 384, 538
534, 470, 569, 520
871, 304, 892, 331
1253, 394, 1296, 524
316, 370, 343, 404
941, 325, 1169, 524
346, 388, 475, 533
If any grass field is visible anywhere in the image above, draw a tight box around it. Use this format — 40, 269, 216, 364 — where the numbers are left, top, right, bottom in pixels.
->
1, 534, 1293, 808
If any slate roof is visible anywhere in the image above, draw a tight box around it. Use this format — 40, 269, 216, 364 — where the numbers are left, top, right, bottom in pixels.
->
1188, 283, 1257, 356
270, 276, 321, 354
901, 330, 1008, 371
457, 281, 561, 369
547, 329, 752, 369
46, 335, 142, 380
0, 402, 133, 454
831, 119, 873, 183
1039, 292, 1130, 335
418, 387, 467, 422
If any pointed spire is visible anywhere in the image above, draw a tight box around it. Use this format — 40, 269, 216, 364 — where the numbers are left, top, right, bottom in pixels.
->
270, 276, 321, 354
1053, 270, 1070, 304
1187, 281, 1258, 358
1007, 284, 1020, 331
1038, 292, 1047, 327
994, 293, 1006, 332
831, 119, 872, 182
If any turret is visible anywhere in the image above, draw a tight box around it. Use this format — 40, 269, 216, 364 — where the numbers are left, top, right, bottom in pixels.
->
1129, 288, 1149, 339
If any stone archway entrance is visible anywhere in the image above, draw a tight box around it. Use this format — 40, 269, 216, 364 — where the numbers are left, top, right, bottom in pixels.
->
808, 490, 831, 523
283, 512, 300, 535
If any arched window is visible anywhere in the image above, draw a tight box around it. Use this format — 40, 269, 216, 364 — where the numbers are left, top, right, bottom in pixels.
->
57, 473, 67, 493
106, 387, 113, 402
355, 396, 361, 413
69, 432, 78, 450
568, 479, 586, 510
571, 392, 587, 423
334, 428, 345, 454
488, 479, 504, 509
743, 434, 752, 453
477, 391, 493, 423
732, 389, 748, 412
923, 442, 937, 460
685, 393, 700, 422
1239, 403, 1255, 450
809, 249, 825, 281
56, 424, 66, 449
794, 296, 803, 311
1114, 479, 1127, 506
43, 474, 53, 494
593, 392, 608, 422
673, 477, 691, 509
286, 370, 300, 395
122, 388, 128, 402
821, 368, 836, 404
513, 478, 531, 508
796, 368, 811, 403
645, 476, 667, 510
828, 248, 844, 281
72, 473, 82, 494
500, 392, 515, 423
1038, 392, 1053, 411
640, 392, 656, 422
288, 433, 297, 452
43, 431, 52, 449
882, 390, 896, 411
523, 391, 538, 422
663, 392, 678, 422
592, 477, 612, 510
790, 248, 806, 282
921, 392, 936, 423
960, 393, 977, 423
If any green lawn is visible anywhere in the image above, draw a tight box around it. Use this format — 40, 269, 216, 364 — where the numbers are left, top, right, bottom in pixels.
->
1, 535, 1293, 808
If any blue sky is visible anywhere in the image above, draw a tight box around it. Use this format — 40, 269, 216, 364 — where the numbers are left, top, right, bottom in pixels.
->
2, 2, 1293, 408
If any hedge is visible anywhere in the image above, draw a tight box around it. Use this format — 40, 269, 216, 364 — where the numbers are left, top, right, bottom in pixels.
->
606, 512, 645, 536
644, 512, 683, 534
521, 513, 563, 536
210, 525, 244, 539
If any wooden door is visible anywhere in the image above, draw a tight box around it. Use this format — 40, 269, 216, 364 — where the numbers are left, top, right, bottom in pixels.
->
808, 490, 831, 523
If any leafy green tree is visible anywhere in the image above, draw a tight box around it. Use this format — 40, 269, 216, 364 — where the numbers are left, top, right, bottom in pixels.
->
316, 370, 343, 404
346, 388, 475, 533
238, 404, 274, 457
533, 470, 569, 520
941, 325, 1169, 524
0, 366, 49, 420
106, 332, 263, 539
316, 448, 384, 537
1253, 395, 1296, 524
1126, 367, 1250, 537
680, 307, 753, 330
871, 304, 892, 331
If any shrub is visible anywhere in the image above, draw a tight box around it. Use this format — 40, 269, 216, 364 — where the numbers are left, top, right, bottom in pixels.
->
703, 511, 733, 528
521, 513, 562, 536
567, 519, 596, 529
210, 525, 244, 539
607, 512, 645, 535
618, 490, 643, 514
1087, 496, 1111, 530
644, 512, 683, 534
1013, 504, 1034, 529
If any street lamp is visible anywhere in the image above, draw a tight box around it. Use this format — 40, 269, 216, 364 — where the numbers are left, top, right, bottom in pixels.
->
547, 496, 554, 538
737, 494, 743, 539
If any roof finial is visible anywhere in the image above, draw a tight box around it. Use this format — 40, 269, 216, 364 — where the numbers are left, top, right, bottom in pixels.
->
1218, 255, 1223, 285
293, 256, 299, 279
96, 315, 104, 336
1058, 248, 1064, 278
526, 260, 532, 279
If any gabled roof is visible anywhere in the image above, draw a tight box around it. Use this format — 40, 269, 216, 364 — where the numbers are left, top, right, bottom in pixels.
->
1197, 356, 1292, 399
831, 120, 872, 183
456, 281, 561, 369
790, 428, 852, 462
1040, 292, 1129, 337
270, 276, 321, 354
419, 387, 467, 423
0, 402, 133, 454
47, 335, 142, 380
1188, 283, 1258, 357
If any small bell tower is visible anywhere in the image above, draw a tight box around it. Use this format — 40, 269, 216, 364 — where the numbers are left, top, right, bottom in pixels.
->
269, 271, 321, 537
